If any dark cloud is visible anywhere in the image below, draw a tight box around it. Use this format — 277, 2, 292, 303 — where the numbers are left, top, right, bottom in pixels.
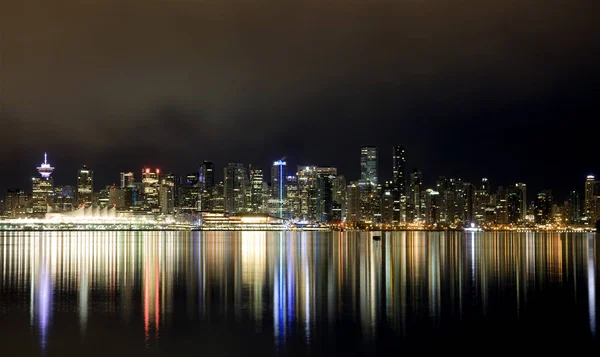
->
1, 0, 599, 199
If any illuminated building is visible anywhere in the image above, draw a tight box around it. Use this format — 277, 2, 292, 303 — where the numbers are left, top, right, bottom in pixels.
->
316, 173, 333, 222
142, 168, 161, 213
424, 189, 441, 225
224, 163, 248, 214
77, 165, 93, 206
4, 189, 27, 218
534, 190, 553, 224
345, 182, 361, 223
178, 173, 199, 213
213, 182, 225, 212
249, 166, 264, 213
568, 190, 581, 224
474, 178, 491, 224
297, 166, 318, 221
584, 175, 599, 224
199, 161, 215, 191
159, 173, 176, 214
381, 181, 395, 224
54, 185, 75, 211
32, 153, 55, 215
285, 175, 300, 219
408, 168, 423, 222
331, 175, 346, 221
120, 172, 135, 189
515, 183, 527, 221
392, 146, 406, 223
360, 146, 378, 185
271, 160, 287, 218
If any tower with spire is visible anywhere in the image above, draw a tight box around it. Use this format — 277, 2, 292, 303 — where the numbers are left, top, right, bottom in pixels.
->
32, 153, 55, 215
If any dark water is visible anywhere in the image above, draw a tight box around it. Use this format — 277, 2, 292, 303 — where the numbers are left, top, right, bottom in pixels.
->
0, 231, 597, 356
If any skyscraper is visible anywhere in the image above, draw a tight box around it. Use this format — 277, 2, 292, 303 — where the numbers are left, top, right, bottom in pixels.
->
568, 190, 580, 224
408, 168, 423, 222
360, 146, 378, 185
316, 173, 333, 222
345, 182, 361, 223
515, 183, 527, 221
584, 175, 598, 223
32, 153, 54, 215
249, 166, 264, 213
392, 146, 406, 224
297, 166, 318, 221
271, 160, 287, 218
142, 168, 160, 213
224, 163, 248, 214
4, 189, 26, 218
77, 165, 93, 206
199, 161, 215, 191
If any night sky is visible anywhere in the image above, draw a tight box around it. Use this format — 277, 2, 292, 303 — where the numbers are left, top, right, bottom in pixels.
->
1, 1, 598, 200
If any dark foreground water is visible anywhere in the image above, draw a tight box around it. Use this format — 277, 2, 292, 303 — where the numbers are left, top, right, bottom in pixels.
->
0, 231, 597, 356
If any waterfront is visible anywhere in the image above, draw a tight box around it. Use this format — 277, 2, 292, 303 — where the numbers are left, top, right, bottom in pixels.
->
0, 231, 598, 355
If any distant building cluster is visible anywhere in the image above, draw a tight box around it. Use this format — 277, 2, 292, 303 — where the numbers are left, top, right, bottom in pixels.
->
1, 150, 599, 230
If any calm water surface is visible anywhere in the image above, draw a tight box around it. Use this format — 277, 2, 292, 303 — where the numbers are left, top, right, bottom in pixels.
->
0, 231, 597, 356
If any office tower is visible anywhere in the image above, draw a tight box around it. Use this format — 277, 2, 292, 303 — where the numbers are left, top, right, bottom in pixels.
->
5, 189, 26, 218
297, 166, 318, 221
32, 153, 55, 215
77, 165, 93, 206
358, 182, 377, 223
271, 160, 287, 218
285, 175, 300, 219
120, 172, 135, 189
224, 163, 248, 214
507, 185, 525, 224
346, 182, 361, 223
249, 166, 264, 213
464, 182, 475, 224
584, 175, 598, 223
360, 146, 378, 185
381, 181, 395, 224
392, 146, 406, 223
159, 173, 176, 214
568, 191, 580, 224
332, 175, 346, 222
424, 189, 441, 225
53, 185, 75, 211
436, 177, 449, 224
408, 169, 423, 222
495, 186, 508, 224
178, 173, 199, 212
212, 182, 225, 212
515, 183, 527, 221
199, 161, 215, 191
142, 168, 161, 213
534, 190, 553, 224
474, 178, 491, 224
316, 173, 334, 222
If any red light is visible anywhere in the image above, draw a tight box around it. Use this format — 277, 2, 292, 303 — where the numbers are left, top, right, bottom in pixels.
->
146, 168, 150, 173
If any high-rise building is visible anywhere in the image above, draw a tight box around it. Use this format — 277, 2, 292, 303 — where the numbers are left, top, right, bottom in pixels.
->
584, 175, 598, 224
179, 173, 200, 212
408, 168, 423, 222
346, 182, 361, 223
77, 165, 93, 206
4, 189, 26, 218
32, 153, 55, 215
316, 173, 334, 222
224, 163, 248, 214
392, 146, 406, 223
534, 191, 553, 224
285, 175, 300, 219
515, 183, 527, 221
142, 168, 161, 212
271, 160, 287, 218
159, 173, 176, 214
360, 146, 378, 185
213, 182, 225, 212
332, 175, 346, 221
120, 172, 135, 189
568, 190, 580, 224
297, 166, 318, 221
249, 166, 264, 213
199, 161, 215, 191
381, 181, 395, 224
424, 189, 441, 225
109, 186, 126, 209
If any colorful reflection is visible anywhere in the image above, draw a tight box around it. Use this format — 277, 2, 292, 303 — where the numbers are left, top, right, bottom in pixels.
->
0, 231, 597, 353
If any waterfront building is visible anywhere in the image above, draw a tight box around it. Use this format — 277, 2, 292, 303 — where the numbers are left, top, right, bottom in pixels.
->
360, 146, 378, 185
32, 153, 55, 215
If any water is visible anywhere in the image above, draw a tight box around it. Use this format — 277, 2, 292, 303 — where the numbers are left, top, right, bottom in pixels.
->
0, 231, 597, 356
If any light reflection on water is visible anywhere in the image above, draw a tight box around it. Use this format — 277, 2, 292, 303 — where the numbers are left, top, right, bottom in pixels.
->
0, 231, 597, 355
